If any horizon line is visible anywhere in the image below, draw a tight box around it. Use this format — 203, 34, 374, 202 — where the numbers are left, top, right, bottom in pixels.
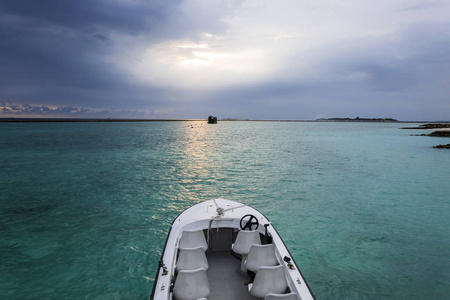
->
1, 117, 449, 123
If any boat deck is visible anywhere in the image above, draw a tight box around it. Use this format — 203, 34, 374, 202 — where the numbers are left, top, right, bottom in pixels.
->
206, 251, 259, 300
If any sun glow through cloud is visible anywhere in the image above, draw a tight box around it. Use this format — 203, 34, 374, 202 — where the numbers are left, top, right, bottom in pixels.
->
122, 35, 273, 89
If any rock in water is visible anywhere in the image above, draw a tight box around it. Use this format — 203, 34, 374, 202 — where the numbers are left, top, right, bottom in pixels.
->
433, 144, 450, 149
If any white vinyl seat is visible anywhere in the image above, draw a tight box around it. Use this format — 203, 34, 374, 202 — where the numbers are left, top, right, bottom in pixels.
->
232, 230, 261, 272
173, 268, 210, 300
179, 230, 208, 251
248, 265, 288, 298
265, 292, 300, 300
245, 244, 278, 272
176, 246, 209, 272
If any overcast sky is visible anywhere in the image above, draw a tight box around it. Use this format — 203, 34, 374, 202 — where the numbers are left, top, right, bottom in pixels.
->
1, 0, 449, 120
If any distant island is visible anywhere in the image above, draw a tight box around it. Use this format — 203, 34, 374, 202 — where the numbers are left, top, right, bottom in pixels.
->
315, 117, 398, 122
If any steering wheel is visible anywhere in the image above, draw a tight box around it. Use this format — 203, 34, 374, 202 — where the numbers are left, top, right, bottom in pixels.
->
240, 214, 259, 230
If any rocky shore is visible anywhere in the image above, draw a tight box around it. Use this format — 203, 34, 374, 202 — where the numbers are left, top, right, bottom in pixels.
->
433, 144, 450, 149
401, 123, 450, 130
402, 123, 450, 149
414, 131, 450, 137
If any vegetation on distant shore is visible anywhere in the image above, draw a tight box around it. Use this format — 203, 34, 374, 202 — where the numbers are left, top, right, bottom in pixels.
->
316, 117, 398, 122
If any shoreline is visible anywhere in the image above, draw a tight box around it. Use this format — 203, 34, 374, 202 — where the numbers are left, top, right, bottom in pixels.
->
403, 123, 450, 148
401, 123, 450, 130
0, 118, 206, 123
1, 118, 448, 123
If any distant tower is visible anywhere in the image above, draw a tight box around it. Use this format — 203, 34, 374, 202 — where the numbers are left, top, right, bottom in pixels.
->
208, 115, 217, 124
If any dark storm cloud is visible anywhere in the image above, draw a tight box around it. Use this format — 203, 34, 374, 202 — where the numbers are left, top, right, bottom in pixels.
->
0, 0, 179, 88
350, 23, 450, 92
0, 0, 180, 36
0, 0, 228, 113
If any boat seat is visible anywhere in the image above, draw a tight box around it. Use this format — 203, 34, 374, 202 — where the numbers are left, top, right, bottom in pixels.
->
176, 246, 209, 272
179, 229, 208, 251
173, 268, 210, 300
265, 292, 300, 300
248, 265, 289, 298
232, 230, 261, 272
245, 244, 278, 272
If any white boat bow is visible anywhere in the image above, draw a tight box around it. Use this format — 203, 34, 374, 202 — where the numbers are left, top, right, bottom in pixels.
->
150, 198, 315, 300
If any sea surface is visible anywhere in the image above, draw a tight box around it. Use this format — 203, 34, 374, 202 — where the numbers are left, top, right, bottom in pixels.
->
1, 121, 449, 299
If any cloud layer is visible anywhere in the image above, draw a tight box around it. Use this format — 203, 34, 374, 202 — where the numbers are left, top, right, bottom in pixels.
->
1, 0, 449, 120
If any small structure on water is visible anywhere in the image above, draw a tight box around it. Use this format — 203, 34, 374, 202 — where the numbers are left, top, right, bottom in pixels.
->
208, 115, 217, 124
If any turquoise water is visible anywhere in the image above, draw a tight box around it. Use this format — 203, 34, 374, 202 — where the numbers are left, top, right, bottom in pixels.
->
1, 121, 449, 299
